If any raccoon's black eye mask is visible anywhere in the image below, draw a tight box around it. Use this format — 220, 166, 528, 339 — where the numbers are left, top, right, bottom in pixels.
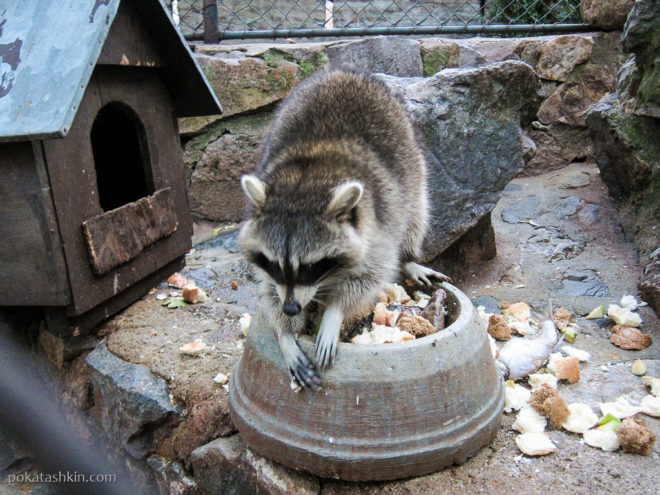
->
251, 253, 283, 284
250, 253, 342, 286
297, 258, 339, 285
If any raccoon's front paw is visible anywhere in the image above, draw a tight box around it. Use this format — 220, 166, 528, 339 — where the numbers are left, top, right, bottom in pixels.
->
315, 305, 343, 369
402, 262, 452, 287
288, 350, 321, 391
315, 330, 338, 369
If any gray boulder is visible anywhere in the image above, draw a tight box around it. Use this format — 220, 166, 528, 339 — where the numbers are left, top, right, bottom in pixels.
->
620, 0, 660, 118
327, 37, 424, 77
379, 61, 543, 261
191, 435, 320, 495
86, 344, 182, 459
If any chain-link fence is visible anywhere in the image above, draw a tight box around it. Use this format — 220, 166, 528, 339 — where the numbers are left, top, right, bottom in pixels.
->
168, 0, 588, 41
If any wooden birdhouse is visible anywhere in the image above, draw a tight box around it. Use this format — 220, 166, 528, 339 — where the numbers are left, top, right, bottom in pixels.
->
0, 0, 221, 335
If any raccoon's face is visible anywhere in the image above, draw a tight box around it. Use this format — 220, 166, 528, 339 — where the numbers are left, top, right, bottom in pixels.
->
239, 175, 365, 316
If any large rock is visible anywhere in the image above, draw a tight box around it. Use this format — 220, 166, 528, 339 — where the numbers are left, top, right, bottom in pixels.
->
537, 63, 618, 126
586, 94, 660, 311
535, 35, 594, 82
380, 61, 543, 261
191, 435, 320, 495
524, 123, 593, 174
581, 0, 635, 30
86, 344, 182, 459
327, 36, 424, 77
620, 0, 660, 118
640, 249, 660, 313
184, 112, 273, 222
586, 94, 658, 198
181, 53, 300, 135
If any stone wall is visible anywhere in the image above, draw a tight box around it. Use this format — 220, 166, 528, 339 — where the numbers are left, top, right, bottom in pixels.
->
585, 0, 660, 312
181, 32, 624, 225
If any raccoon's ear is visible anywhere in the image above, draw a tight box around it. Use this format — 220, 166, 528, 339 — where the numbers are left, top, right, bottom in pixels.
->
327, 181, 363, 217
241, 175, 267, 209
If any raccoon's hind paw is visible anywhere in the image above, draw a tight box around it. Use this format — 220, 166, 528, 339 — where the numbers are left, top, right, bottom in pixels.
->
402, 262, 452, 287
289, 352, 321, 391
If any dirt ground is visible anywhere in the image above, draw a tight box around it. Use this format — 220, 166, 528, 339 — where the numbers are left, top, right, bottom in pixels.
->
3, 163, 658, 495
92, 161, 660, 494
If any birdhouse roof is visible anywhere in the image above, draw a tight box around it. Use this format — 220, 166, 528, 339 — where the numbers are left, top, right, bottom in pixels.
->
0, 0, 222, 142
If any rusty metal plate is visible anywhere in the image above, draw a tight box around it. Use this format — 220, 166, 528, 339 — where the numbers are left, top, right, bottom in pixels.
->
82, 187, 178, 276
229, 283, 504, 481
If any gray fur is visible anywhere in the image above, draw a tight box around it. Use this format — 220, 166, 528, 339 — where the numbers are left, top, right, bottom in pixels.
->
238, 69, 449, 389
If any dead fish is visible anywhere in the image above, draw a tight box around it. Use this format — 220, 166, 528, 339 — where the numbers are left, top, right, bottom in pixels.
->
496, 304, 561, 380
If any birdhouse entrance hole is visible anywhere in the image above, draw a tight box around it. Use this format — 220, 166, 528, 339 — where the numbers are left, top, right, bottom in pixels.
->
90, 102, 154, 211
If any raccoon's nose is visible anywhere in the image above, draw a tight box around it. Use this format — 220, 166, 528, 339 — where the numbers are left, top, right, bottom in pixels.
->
283, 301, 302, 316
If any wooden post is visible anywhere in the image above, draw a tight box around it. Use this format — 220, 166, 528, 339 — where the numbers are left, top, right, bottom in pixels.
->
203, 0, 219, 43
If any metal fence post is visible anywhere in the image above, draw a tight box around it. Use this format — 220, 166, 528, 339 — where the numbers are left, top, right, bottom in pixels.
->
203, 0, 219, 43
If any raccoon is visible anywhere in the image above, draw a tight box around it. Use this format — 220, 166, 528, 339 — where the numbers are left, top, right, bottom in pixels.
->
238, 68, 449, 390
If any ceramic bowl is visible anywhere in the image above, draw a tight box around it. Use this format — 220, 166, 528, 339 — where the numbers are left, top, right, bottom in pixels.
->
229, 283, 504, 481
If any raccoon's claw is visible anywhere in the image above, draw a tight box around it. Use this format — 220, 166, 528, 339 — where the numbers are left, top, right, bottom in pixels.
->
403, 262, 452, 287
315, 335, 337, 370
289, 354, 321, 390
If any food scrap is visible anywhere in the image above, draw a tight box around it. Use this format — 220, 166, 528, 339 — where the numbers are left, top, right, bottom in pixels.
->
561, 403, 598, 433
640, 395, 660, 417
513, 405, 547, 433
397, 314, 436, 338
554, 356, 580, 383
494, 294, 655, 459
352, 324, 414, 345
620, 294, 645, 311
583, 428, 620, 452
162, 297, 187, 309
515, 432, 557, 456
161, 273, 207, 306
528, 373, 558, 391
607, 304, 642, 327
616, 417, 656, 455
631, 359, 647, 376
213, 372, 229, 385
179, 340, 207, 356
504, 381, 531, 413
351, 284, 446, 345
561, 346, 590, 362
502, 302, 534, 335
641, 376, 660, 396
610, 325, 652, 350
183, 285, 207, 304
599, 397, 642, 419
239, 313, 252, 336
420, 289, 447, 330
488, 314, 512, 340
382, 283, 411, 304
585, 305, 605, 319
529, 384, 570, 428
553, 307, 573, 330
167, 272, 189, 289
